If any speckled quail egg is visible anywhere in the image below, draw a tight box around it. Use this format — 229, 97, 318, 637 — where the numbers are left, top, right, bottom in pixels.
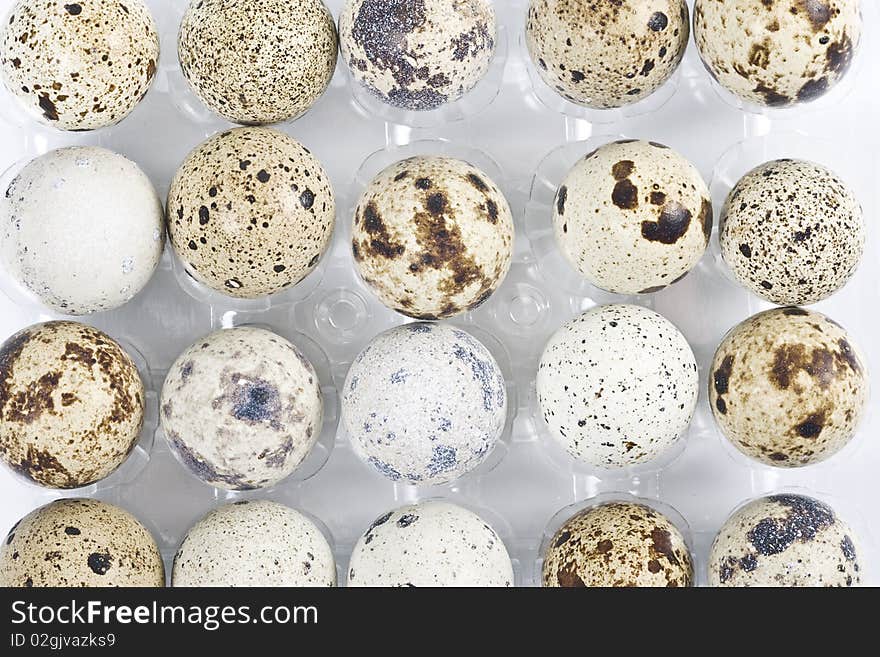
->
172, 501, 336, 587
1, 147, 165, 315
710, 307, 868, 467
554, 140, 712, 295
720, 159, 864, 306
339, 0, 497, 111
709, 494, 861, 587
343, 323, 507, 486
178, 0, 338, 125
167, 127, 335, 299
0, 0, 159, 130
537, 305, 698, 469
0, 321, 144, 489
348, 501, 513, 587
0, 498, 164, 587
352, 156, 513, 319
526, 0, 689, 109
543, 501, 693, 587
694, 0, 862, 108
161, 327, 323, 491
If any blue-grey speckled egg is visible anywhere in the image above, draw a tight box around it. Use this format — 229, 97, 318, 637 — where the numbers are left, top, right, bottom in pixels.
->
342, 323, 507, 486
709, 494, 861, 587
160, 327, 323, 490
339, 0, 497, 111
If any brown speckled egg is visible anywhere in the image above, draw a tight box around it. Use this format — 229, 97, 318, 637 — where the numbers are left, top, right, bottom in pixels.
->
339, 0, 497, 111
0, 498, 164, 587
526, 0, 689, 109
0, 0, 159, 130
348, 501, 514, 587
554, 139, 712, 295
709, 494, 861, 587
694, 0, 862, 107
178, 0, 338, 125
710, 308, 868, 467
167, 127, 335, 299
720, 159, 864, 306
0, 322, 145, 489
160, 327, 323, 491
172, 501, 336, 587
352, 156, 513, 319
543, 501, 693, 587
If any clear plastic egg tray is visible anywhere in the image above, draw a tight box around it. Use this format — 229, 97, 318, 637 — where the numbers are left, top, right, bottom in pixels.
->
0, 0, 877, 587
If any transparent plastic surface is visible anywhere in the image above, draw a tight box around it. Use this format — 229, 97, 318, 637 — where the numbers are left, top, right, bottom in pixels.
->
0, 0, 876, 586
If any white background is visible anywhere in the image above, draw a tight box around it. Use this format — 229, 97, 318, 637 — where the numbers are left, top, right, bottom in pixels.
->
0, 0, 876, 585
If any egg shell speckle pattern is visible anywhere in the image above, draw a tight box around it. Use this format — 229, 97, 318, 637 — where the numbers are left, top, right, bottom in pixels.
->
167, 127, 335, 299
348, 501, 513, 587
537, 304, 698, 469
526, 0, 689, 109
178, 0, 338, 125
1, 146, 166, 315
710, 307, 868, 468
694, 0, 862, 108
720, 159, 864, 306
0, 321, 144, 489
542, 501, 694, 587
172, 500, 336, 587
553, 139, 712, 295
0, 0, 159, 130
339, 0, 497, 111
709, 494, 861, 587
0, 498, 164, 587
352, 156, 514, 320
342, 323, 507, 486
160, 327, 323, 491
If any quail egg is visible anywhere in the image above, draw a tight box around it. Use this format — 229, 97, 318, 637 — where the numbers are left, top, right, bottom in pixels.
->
339, 0, 497, 111
348, 501, 513, 587
710, 308, 868, 467
0, 0, 159, 130
554, 140, 712, 295
167, 127, 335, 299
720, 159, 864, 306
694, 0, 862, 108
709, 494, 861, 587
342, 323, 507, 486
0, 498, 165, 587
526, 0, 689, 109
543, 501, 693, 587
172, 500, 336, 587
178, 0, 338, 125
352, 156, 514, 319
1, 147, 166, 315
0, 321, 145, 489
537, 305, 698, 469
161, 327, 323, 490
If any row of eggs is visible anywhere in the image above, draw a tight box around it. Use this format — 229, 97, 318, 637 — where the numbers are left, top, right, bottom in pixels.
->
0, 131, 866, 317
0, 302, 868, 493
0, 0, 863, 131
0, 492, 863, 587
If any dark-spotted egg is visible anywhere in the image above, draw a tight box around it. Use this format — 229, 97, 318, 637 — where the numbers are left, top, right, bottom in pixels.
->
710, 308, 868, 467
553, 140, 712, 295
160, 327, 323, 490
694, 0, 862, 107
